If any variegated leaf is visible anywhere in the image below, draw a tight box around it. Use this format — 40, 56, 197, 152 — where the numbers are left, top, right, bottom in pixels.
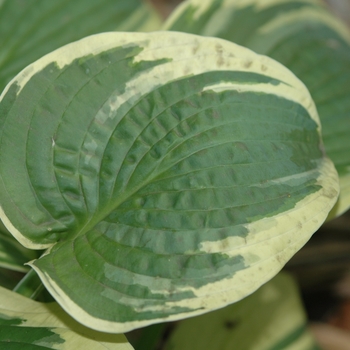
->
0, 286, 134, 349
164, 0, 350, 217
0, 0, 161, 93
0, 31, 338, 332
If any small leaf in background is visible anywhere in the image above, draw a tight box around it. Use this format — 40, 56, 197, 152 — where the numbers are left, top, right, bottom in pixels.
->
0, 285, 134, 349
0, 0, 162, 93
164, 0, 350, 217
0, 31, 338, 332
163, 272, 321, 350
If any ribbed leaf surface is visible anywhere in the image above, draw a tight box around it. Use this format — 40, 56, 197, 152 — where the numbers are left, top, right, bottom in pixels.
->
164, 0, 350, 216
0, 32, 338, 332
0, 286, 133, 349
0, 0, 161, 93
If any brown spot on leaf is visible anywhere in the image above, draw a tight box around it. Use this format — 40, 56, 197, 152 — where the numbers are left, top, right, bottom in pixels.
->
217, 56, 225, 67
192, 42, 200, 55
243, 60, 252, 68
215, 43, 223, 53
236, 142, 248, 151
224, 319, 239, 330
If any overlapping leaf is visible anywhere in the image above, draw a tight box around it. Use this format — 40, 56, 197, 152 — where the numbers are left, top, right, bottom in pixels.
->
164, 0, 350, 217
164, 273, 320, 350
0, 0, 161, 93
0, 286, 134, 349
0, 31, 338, 332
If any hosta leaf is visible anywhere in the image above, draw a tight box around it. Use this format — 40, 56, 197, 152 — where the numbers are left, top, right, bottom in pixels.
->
0, 286, 134, 349
0, 31, 338, 332
0, 0, 162, 94
163, 272, 321, 350
0, 222, 39, 272
164, 0, 350, 217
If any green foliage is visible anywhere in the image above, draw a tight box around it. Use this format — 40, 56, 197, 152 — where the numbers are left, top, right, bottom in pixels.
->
0, 30, 338, 333
0, 285, 133, 349
0, 0, 161, 93
164, 0, 350, 217
0, 0, 348, 348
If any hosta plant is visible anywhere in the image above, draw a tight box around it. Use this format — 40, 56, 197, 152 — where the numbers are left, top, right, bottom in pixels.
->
0, 0, 348, 348
163, 0, 350, 217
